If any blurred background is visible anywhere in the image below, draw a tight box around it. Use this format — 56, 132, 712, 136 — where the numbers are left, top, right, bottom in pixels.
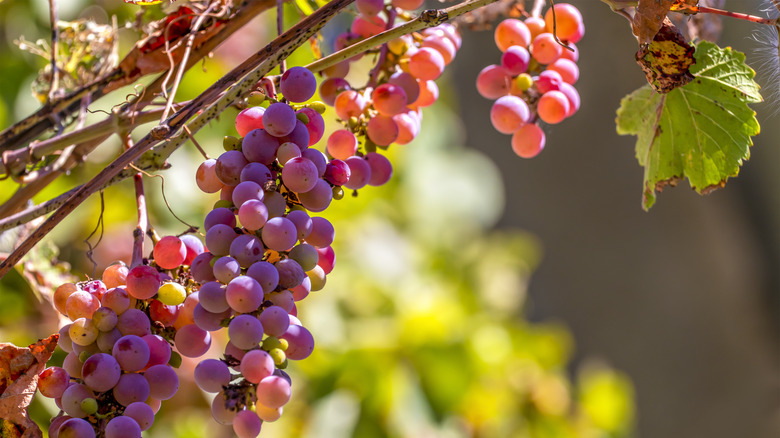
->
0, 0, 777, 437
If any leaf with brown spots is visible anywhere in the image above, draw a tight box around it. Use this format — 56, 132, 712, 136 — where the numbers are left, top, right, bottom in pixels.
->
0, 334, 59, 438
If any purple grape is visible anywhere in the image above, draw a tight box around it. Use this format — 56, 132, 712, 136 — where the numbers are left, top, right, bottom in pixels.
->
501, 45, 530, 75
280, 66, 317, 103
281, 156, 318, 193
281, 324, 315, 360
216, 150, 249, 186
174, 324, 211, 358
365, 152, 393, 186
261, 217, 298, 252
211, 391, 238, 425
285, 210, 312, 240
263, 102, 297, 137
113, 373, 150, 406
191, 252, 216, 283
267, 290, 294, 312
180, 234, 204, 264
229, 234, 266, 267
238, 200, 269, 231
124, 402, 155, 431
276, 142, 301, 164
298, 179, 333, 212
240, 162, 273, 186
233, 409, 263, 438
105, 415, 142, 438
263, 191, 287, 218
302, 148, 327, 176
212, 257, 242, 285
243, 129, 281, 165
113, 335, 150, 372
258, 305, 290, 337
144, 364, 179, 400
205, 224, 238, 256
324, 159, 351, 186
193, 304, 231, 332
205, 207, 237, 231
81, 353, 121, 392
279, 119, 310, 150
389, 71, 420, 104
57, 417, 95, 438
344, 156, 372, 189
228, 314, 265, 350
232, 181, 264, 207
194, 359, 231, 393
61, 383, 94, 418
226, 276, 264, 313
275, 258, 305, 289
96, 328, 122, 353
307, 217, 335, 248
246, 261, 279, 293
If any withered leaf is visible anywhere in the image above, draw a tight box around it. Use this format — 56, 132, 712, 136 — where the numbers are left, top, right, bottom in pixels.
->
0, 335, 59, 438
635, 18, 695, 93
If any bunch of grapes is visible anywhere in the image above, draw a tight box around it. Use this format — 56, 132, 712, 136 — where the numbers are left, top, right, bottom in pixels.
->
476, 3, 584, 158
40, 234, 206, 438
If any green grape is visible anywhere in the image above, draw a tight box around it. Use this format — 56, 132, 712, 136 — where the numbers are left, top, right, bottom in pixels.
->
80, 398, 98, 415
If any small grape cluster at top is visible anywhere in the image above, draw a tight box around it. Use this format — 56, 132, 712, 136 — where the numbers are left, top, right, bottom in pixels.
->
476, 3, 584, 158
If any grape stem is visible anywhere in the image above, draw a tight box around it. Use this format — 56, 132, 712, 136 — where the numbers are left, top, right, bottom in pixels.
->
367, 7, 397, 88
306, 0, 501, 74
696, 6, 777, 26
531, 0, 546, 18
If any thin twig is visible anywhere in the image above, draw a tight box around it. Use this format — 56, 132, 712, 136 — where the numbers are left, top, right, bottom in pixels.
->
183, 125, 209, 159
0, 0, 357, 279
697, 5, 777, 25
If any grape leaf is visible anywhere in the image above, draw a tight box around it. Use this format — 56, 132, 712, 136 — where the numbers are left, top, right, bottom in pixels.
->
616, 41, 762, 210
0, 334, 59, 438
632, 0, 699, 45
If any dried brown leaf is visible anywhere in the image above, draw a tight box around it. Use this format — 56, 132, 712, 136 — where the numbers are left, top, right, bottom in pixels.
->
0, 335, 59, 438
633, 0, 676, 45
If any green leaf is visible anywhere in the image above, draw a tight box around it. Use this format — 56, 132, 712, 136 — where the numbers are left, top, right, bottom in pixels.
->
616, 41, 761, 210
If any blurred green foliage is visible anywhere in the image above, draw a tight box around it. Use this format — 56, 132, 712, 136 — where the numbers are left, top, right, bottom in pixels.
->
0, 1, 635, 437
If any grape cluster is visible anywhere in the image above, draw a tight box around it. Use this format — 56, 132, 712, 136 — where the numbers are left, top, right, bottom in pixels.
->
41, 235, 205, 438
476, 3, 584, 158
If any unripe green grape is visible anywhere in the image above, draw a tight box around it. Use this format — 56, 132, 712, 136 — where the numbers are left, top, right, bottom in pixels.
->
78, 350, 92, 363
214, 200, 233, 210
80, 398, 98, 415
169, 351, 183, 368
308, 101, 327, 114
223, 136, 241, 151
516, 73, 533, 91
333, 186, 344, 200
263, 336, 282, 351
269, 348, 286, 366
247, 91, 266, 107
295, 112, 310, 124
157, 282, 187, 306
70, 318, 99, 346
279, 338, 289, 351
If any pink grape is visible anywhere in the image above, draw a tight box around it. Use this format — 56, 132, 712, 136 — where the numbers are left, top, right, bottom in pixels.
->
211, 392, 238, 425
302, 148, 327, 176
307, 217, 335, 248
393, 112, 420, 144
388, 71, 420, 104
196, 159, 222, 193
257, 375, 292, 409
324, 159, 351, 186
220, 185, 235, 202
296, 107, 325, 145
82, 353, 121, 392
537, 90, 570, 124
280, 66, 316, 103
276, 142, 301, 164
191, 252, 216, 283
351, 14, 386, 38
216, 150, 249, 186
247, 261, 279, 293
53, 283, 78, 315
367, 115, 399, 146
226, 275, 264, 313
180, 234, 204, 265
372, 83, 408, 116
263, 102, 297, 137
102, 264, 128, 289
286, 210, 313, 240
124, 402, 155, 431
62, 352, 82, 378
38, 367, 70, 398
322, 60, 349, 78
113, 335, 150, 372
101, 287, 130, 315
495, 19, 531, 51
544, 2, 584, 42
242, 129, 281, 165
319, 77, 351, 106
240, 349, 275, 384
365, 152, 393, 186
327, 130, 358, 160
238, 200, 269, 231
298, 179, 333, 212
422, 35, 456, 65
392, 0, 424, 9
233, 409, 263, 438
344, 156, 372, 190
291, 277, 311, 301
316, 246, 336, 274
511, 123, 546, 158
490, 95, 530, 134
193, 305, 231, 332
531, 33, 563, 64
143, 364, 179, 400
262, 217, 298, 252
126, 266, 161, 301
267, 290, 294, 312
501, 45, 531, 75
142, 334, 171, 368
58, 418, 95, 438
113, 373, 150, 406
174, 324, 211, 357
194, 359, 230, 393
280, 324, 315, 360
408, 47, 445, 80
356, 0, 384, 16
205, 207, 236, 230
548, 58, 579, 84
232, 181, 264, 207
334, 90, 367, 120
65, 291, 99, 320
560, 42, 579, 62
149, 299, 179, 327
535, 70, 564, 93
228, 314, 265, 350
235, 106, 265, 137
413, 80, 438, 107
476, 64, 511, 99
282, 156, 319, 193
558, 82, 581, 117
153, 236, 186, 270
